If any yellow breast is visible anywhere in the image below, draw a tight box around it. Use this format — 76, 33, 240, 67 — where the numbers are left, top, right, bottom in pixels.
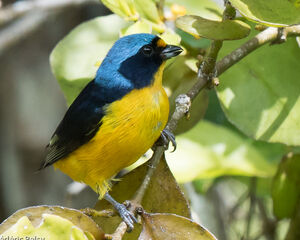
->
54, 63, 169, 197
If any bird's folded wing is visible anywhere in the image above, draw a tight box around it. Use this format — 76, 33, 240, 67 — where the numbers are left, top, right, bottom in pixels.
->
41, 80, 106, 169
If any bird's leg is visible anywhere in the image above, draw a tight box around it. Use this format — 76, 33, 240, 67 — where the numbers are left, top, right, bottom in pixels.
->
104, 192, 137, 231
159, 129, 177, 152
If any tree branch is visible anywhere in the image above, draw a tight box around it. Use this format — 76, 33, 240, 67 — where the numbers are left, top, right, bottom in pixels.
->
0, 0, 98, 55
216, 25, 300, 76
0, 11, 49, 55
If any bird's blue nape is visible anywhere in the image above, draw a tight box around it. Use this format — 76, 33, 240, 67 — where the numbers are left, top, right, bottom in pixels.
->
95, 34, 162, 93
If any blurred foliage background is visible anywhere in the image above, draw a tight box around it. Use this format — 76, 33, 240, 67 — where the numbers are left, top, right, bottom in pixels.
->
0, 0, 300, 239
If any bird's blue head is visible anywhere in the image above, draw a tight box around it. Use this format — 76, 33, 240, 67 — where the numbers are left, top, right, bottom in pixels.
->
95, 33, 182, 91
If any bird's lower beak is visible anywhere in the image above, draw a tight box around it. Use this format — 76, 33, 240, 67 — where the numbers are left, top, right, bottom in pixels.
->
161, 45, 183, 60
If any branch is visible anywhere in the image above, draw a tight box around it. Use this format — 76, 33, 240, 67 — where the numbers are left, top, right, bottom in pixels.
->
216, 24, 300, 75
0, 0, 98, 55
0, 11, 49, 55
105, 222, 128, 240
0, 0, 98, 26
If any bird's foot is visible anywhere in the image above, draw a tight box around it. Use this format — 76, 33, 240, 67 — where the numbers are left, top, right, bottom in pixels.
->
104, 193, 137, 231
159, 129, 176, 152
114, 202, 137, 231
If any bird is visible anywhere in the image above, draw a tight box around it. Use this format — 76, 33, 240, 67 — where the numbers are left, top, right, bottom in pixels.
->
40, 33, 182, 229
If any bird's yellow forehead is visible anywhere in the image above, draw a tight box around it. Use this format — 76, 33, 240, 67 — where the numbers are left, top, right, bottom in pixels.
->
156, 38, 167, 48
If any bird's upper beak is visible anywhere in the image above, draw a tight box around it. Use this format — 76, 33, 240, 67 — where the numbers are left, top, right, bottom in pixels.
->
160, 45, 183, 60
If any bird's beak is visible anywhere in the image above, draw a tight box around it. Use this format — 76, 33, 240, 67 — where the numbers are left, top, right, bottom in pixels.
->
161, 45, 183, 60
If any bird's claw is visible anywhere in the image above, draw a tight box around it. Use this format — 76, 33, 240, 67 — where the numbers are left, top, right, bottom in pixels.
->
115, 202, 138, 232
160, 129, 176, 152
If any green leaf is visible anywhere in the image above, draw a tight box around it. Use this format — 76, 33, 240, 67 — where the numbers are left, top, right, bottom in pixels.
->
50, 14, 128, 105
159, 30, 182, 46
100, 0, 165, 31
0, 206, 104, 239
166, 120, 277, 183
229, 0, 300, 27
139, 212, 217, 240
166, 0, 222, 20
272, 154, 300, 219
101, 0, 138, 21
134, 0, 161, 24
176, 15, 251, 40
217, 31, 300, 146
93, 156, 191, 239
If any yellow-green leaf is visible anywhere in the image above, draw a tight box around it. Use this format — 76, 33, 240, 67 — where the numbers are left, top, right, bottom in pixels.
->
229, 0, 300, 27
166, 120, 277, 183
176, 15, 251, 40
101, 0, 138, 21
134, 0, 161, 24
0, 206, 104, 240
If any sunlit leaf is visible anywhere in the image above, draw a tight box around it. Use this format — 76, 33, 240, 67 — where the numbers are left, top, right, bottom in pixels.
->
0, 206, 104, 239
139, 212, 217, 240
176, 15, 251, 40
229, 0, 300, 27
50, 14, 128, 105
272, 154, 300, 219
134, 0, 161, 24
93, 156, 190, 239
101, 0, 138, 21
159, 30, 182, 46
217, 30, 300, 146
166, 120, 277, 183
100, 0, 165, 31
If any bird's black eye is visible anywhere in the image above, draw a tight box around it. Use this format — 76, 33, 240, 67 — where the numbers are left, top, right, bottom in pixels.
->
142, 45, 154, 57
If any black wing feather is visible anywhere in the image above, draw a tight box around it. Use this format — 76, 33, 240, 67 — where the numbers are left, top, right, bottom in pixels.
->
40, 80, 106, 169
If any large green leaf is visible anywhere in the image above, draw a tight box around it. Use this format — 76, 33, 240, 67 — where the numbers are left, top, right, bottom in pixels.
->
217, 31, 300, 146
176, 15, 251, 40
165, 120, 277, 183
50, 14, 128, 105
229, 0, 300, 27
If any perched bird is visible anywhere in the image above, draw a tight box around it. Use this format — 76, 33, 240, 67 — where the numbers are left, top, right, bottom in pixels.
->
40, 33, 182, 229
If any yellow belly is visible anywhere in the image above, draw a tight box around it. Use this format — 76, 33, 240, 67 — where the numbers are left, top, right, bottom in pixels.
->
54, 83, 169, 197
